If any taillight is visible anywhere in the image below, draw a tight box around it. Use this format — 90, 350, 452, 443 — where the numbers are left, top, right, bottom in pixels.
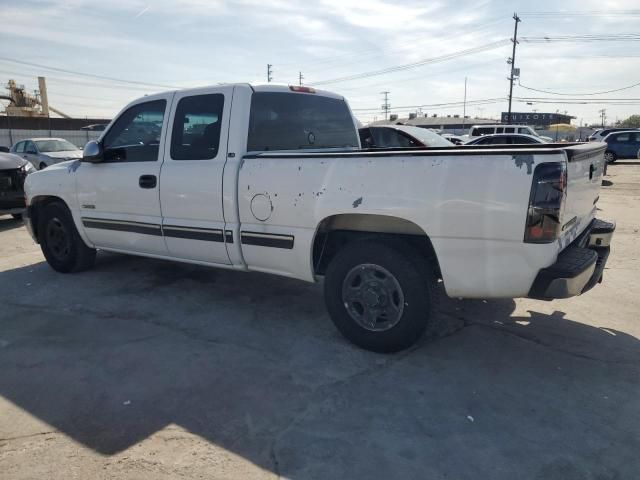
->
289, 85, 316, 93
524, 162, 567, 243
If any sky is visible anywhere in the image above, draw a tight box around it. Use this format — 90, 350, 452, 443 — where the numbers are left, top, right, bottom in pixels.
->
1, 0, 639, 126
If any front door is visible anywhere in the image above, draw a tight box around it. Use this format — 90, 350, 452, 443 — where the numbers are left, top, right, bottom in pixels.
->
76, 94, 173, 256
23, 141, 40, 169
159, 86, 233, 264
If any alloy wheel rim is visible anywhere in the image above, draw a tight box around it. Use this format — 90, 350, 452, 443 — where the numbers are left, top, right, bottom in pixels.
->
342, 263, 405, 331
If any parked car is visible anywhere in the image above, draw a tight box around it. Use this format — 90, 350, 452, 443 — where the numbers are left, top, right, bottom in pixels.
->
359, 125, 453, 148
589, 127, 640, 142
24, 83, 613, 352
10, 138, 82, 170
0, 146, 10, 153
603, 131, 640, 163
80, 124, 109, 131
441, 133, 465, 145
467, 124, 553, 142
0, 151, 36, 219
464, 134, 547, 145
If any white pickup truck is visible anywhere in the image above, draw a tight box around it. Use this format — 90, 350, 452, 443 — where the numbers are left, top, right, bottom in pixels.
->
24, 84, 614, 352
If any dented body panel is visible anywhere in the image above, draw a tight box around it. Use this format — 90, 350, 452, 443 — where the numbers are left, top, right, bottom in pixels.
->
25, 84, 608, 300
238, 149, 573, 296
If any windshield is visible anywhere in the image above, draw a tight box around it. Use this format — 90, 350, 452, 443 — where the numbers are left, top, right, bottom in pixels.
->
35, 139, 79, 152
394, 126, 453, 147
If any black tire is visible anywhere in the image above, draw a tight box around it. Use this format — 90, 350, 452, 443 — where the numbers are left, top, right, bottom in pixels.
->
39, 162, 47, 170
324, 239, 437, 353
38, 202, 96, 273
604, 151, 616, 164
11, 213, 22, 220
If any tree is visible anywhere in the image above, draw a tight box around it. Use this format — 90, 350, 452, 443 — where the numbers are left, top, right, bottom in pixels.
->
620, 115, 640, 128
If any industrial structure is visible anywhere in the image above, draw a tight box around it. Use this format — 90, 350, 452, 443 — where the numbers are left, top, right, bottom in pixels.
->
0, 77, 70, 118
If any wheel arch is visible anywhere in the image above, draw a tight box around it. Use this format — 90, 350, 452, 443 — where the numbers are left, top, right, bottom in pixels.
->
29, 195, 78, 244
311, 213, 441, 278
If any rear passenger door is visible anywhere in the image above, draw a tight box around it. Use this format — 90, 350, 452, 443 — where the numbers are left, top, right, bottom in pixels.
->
159, 86, 233, 265
612, 133, 632, 157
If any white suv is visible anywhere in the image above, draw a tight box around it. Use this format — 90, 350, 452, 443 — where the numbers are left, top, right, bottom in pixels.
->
467, 125, 553, 142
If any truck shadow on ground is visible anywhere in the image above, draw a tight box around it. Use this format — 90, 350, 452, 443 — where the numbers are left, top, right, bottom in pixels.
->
0, 216, 23, 233
1, 253, 638, 479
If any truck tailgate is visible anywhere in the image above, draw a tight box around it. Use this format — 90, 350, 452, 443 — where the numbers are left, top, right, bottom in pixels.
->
560, 143, 607, 245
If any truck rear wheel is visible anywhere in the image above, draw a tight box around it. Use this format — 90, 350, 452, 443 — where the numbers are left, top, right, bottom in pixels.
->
324, 239, 436, 353
39, 202, 96, 273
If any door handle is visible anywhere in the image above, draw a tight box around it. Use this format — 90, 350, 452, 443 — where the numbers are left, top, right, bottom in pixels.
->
139, 175, 157, 189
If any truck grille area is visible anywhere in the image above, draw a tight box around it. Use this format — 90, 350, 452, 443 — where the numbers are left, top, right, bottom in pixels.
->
0, 169, 24, 192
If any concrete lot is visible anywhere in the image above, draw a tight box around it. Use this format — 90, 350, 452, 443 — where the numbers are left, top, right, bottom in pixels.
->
1, 162, 639, 480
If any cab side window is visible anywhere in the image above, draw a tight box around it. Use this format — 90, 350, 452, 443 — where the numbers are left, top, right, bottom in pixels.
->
170, 94, 225, 160
14, 141, 24, 153
476, 127, 494, 136
103, 100, 166, 163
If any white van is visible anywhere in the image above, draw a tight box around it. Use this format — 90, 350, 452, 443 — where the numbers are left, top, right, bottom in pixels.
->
467, 125, 553, 142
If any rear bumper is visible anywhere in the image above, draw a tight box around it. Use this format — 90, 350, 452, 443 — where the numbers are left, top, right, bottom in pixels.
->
528, 218, 614, 300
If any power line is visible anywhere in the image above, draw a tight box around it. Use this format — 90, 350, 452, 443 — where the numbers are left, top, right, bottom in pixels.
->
521, 34, 640, 43
517, 79, 640, 96
515, 96, 640, 105
520, 10, 640, 17
351, 97, 507, 112
0, 68, 162, 92
312, 40, 510, 86
276, 16, 509, 73
0, 56, 180, 89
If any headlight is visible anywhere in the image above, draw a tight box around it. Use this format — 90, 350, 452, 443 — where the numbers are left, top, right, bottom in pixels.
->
20, 162, 36, 175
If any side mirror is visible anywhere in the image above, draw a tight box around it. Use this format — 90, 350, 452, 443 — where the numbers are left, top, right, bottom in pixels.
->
82, 140, 103, 163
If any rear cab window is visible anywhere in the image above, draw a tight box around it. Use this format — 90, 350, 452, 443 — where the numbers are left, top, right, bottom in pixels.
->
247, 92, 358, 152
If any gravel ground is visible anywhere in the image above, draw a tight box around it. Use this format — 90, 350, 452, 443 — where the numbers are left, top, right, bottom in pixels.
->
0, 161, 639, 480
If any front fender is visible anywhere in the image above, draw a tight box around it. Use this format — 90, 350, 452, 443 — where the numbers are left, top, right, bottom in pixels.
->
25, 160, 94, 248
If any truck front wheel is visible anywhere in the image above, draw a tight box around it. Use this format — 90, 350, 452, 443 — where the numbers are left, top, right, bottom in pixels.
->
324, 239, 437, 353
39, 202, 96, 273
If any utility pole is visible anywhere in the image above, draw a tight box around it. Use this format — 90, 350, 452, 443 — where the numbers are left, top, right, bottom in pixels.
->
462, 76, 468, 131
599, 109, 606, 127
267, 64, 273, 83
299, 71, 304, 86
507, 13, 521, 124
381, 91, 390, 121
